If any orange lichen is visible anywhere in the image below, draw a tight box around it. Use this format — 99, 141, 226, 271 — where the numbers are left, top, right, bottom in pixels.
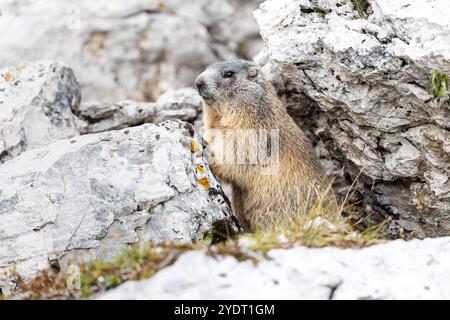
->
197, 177, 209, 191
3, 72, 15, 82
191, 140, 201, 154
196, 165, 205, 174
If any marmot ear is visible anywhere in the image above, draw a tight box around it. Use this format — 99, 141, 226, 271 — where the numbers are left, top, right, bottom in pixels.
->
248, 66, 259, 79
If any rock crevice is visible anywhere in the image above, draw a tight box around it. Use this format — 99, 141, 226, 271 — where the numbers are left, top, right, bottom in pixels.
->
255, 0, 450, 237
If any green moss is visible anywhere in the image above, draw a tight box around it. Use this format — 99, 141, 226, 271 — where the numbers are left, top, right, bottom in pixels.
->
427, 70, 449, 101
313, 8, 328, 19
80, 274, 94, 298
6, 219, 387, 300
351, 0, 369, 18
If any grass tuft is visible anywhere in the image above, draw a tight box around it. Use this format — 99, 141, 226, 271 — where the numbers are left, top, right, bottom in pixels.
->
351, 0, 369, 18
427, 70, 449, 101
3, 243, 194, 300
236, 203, 385, 254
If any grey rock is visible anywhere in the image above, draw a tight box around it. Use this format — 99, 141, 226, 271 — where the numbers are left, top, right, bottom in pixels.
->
254, 0, 450, 237
98, 237, 450, 299
79, 88, 203, 134
0, 60, 204, 162
229, 0, 264, 59
0, 0, 262, 102
0, 61, 84, 163
0, 121, 237, 294
153, 88, 203, 124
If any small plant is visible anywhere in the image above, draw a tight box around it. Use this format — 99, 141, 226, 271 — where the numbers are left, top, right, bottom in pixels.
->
427, 70, 449, 101
236, 177, 386, 252
240, 200, 385, 253
313, 8, 327, 19
351, 0, 369, 18
7, 242, 194, 300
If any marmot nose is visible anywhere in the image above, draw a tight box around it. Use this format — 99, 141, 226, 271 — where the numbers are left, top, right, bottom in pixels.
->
196, 79, 205, 91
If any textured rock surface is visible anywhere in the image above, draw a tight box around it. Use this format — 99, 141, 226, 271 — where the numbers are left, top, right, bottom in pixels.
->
99, 237, 450, 299
0, 61, 84, 163
79, 88, 202, 134
0, 61, 203, 162
0, 0, 262, 102
0, 121, 237, 294
254, 0, 450, 237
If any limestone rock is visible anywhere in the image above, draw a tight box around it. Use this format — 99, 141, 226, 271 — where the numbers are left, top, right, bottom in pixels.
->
99, 237, 450, 299
0, 0, 262, 102
79, 88, 202, 134
0, 61, 83, 163
0, 60, 204, 162
254, 0, 450, 237
0, 121, 237, 294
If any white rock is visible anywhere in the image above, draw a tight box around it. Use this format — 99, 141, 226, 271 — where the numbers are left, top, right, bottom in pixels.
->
304, 217, 338, 232
0, 60, 204, 162
79, 88, 203, 134
0, 61, 84, 163
0, 0, 262, 102
0, 121, 237, 294
98, 237, 450, 299
254, 0, 450, 236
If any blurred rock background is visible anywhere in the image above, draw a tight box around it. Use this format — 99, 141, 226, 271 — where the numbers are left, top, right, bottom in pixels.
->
0, 0, 263, 101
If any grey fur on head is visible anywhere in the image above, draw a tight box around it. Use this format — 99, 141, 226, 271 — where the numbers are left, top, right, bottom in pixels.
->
195, 60, 267, 110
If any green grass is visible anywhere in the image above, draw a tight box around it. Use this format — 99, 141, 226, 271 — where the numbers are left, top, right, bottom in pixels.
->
313, 8, 328, 19
427, 70, 449, 101
351, 0, 369, 18
5, 243, 194, 300
234, 183, 386, 253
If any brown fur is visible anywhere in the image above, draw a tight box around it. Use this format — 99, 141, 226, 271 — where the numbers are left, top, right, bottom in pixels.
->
198, 61, 335, 232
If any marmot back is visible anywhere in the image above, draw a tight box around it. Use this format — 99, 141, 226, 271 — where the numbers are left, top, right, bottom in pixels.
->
195, 60, 336, 232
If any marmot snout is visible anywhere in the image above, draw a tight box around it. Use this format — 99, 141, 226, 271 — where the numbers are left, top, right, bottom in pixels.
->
196, 60, 336, 232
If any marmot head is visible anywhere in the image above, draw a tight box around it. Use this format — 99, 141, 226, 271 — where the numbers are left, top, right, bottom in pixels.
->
195, 60, 266, 109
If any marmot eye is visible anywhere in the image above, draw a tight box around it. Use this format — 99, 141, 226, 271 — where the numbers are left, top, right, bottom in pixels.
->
223, 71, 234, 78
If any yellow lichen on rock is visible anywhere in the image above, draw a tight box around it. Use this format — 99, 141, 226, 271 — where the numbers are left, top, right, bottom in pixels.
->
197, 177, 209, 191
3, 72, 15, 82
191, 139, 201, 154
196, 165, 205, 174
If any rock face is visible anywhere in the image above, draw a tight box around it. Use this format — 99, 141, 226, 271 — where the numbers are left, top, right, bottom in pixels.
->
0, 61, 203, 162
0, 60, 235, 294
0, 121, 237, 294
78, 88, 202, 134
99, 237, 450, 299
229, 0, 264, 59
254, 0, 450, 237
0, 0, 262, 102
0, 61, 83, 163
